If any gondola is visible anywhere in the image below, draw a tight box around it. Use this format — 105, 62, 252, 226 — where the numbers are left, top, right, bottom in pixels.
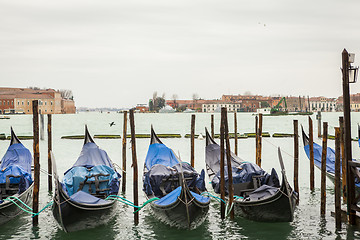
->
301, 126, 360, 187
205, 128, 297, 222
52, 126, 121, 232
143, 127, 210, 229
0, 128, 33, 225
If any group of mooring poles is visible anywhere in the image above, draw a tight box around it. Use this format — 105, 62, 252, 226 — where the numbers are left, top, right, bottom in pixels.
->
31, 100, 53, 226
307, 115, 348, 231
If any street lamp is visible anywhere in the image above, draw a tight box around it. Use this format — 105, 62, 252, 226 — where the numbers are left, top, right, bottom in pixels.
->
349, 65, 359, 83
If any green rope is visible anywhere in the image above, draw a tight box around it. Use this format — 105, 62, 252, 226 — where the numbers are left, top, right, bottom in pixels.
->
105, 195, 160, 213
133, 198, 159, 213
32, 201, 53, 217
3, 196, 53, 217
200, 192, 226, 204
234, 195, 244, 200
3, 197, 34, 215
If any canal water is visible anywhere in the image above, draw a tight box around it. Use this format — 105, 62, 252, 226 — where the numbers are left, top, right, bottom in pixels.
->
0, 112, 360, 239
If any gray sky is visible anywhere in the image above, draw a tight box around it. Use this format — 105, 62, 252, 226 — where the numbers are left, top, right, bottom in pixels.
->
1, 0, 360, 108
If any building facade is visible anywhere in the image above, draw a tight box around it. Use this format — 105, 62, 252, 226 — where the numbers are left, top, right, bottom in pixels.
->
309, 97, 336, 112
0, 88, 75, 114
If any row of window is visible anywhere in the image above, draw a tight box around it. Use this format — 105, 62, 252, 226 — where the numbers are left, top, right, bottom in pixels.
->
0, 100, 13, 105
0, 100, 54, 106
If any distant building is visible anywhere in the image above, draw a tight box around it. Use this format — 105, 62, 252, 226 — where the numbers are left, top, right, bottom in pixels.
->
309, 97, 336, 112
0, 87, 75, 114
202, 101, 241, 113
135, 104, 149, 113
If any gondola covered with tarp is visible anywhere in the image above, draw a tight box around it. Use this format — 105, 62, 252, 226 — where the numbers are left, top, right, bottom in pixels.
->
301, 126, 360, 188
52, 126, 121, 232
205, 128, 297, 222
0, 128, 33, 225
143, 127, 210, 229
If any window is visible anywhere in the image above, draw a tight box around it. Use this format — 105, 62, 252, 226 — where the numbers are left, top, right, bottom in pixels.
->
22, 101, 24, 105
17, 101, 20, 105
28, 101, 30, 105
7, 101, 9, 105
51, 101, 53, 105
45, 101, 47, 105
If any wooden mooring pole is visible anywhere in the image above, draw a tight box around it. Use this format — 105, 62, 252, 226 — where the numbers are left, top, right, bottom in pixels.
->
234, 112, 238, 156
342, 49, 356, 225
191, 114, 195, 168
334, 127, 341, 231
256, 114, 263, 167
129, 109, 139, 225
320, 122, 328, 217
211, 114, 214, 139
224, 108, 234, 219
255, 116, 258, 163
40, 114, 44, 140
309, 117, 315, 191
220, 108, 226, 219
293, 120, 299, 203
32, 100, 40, 226
339, 116, 346, 202
317, 111, 322, 138
47, 114, 52, 192
122, 111, 128, 193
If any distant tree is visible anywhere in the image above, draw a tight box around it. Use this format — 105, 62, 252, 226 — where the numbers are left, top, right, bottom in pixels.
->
172, 94, 178, 109
192, 93, 199, 100
60, 89, 74, 100
151, 91, 166, 112
177, 105, 186, 112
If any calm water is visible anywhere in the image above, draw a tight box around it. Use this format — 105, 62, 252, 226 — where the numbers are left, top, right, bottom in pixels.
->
0, 112, 360, 239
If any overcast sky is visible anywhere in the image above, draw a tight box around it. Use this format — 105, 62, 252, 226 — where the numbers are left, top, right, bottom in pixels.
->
1, 0, 360, 108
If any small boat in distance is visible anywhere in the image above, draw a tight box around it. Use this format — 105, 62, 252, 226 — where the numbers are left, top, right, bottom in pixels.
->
52, 126, 121, 232
205, 128, 297, 222
0, 128, 33, 225
143, 127, 210, 229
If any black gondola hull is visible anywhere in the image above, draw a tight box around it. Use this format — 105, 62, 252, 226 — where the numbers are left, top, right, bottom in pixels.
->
149, 196, 209, 229
234, 187, 297, 222
52, 179, 117, 233
0, 183, 33, 225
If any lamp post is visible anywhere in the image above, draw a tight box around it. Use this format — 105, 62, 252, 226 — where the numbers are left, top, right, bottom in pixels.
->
342, 49, 358, 225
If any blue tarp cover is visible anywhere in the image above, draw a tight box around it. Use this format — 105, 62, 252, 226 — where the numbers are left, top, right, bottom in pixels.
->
211, 162, 271, 194
71, 142, 114, 169
0, 143, 33, 194
1, 143, 32, 173
63, 165, 120, 196
144, 143, 180, 170
304, 142, 336, 174
143, 142, 206, 198
154, 186, 210, 206
70, 190, 109, 205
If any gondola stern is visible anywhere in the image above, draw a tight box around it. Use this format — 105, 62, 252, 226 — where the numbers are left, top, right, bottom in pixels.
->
84, 125, 95, 145
150, 126, 163, 145
205, 127, 216, 146
10, 127, 21, 145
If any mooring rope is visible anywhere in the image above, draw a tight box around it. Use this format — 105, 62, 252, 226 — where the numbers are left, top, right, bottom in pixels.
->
105, 195, 160, 213
262, 137, 294, 159
200, 192, 226, 204
3, 196, 53, 217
